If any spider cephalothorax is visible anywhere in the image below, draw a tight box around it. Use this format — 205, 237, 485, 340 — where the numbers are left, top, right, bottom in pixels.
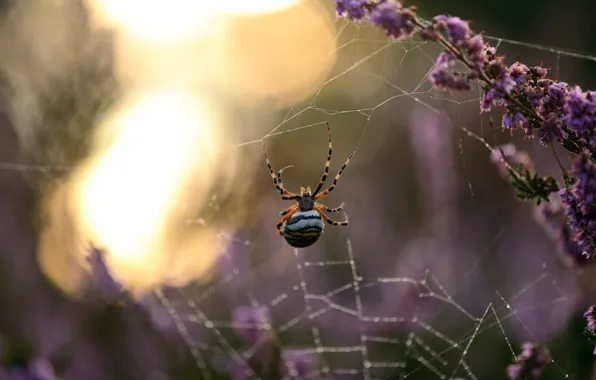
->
297, 188, 315, 211
262, 122, 358, 248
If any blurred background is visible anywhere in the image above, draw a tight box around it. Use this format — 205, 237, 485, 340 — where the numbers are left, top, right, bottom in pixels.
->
0, 0, 595, 379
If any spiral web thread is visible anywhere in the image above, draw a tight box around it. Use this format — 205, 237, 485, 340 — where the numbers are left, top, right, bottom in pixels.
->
143, 14, 596, 380
1, 11, 591, 380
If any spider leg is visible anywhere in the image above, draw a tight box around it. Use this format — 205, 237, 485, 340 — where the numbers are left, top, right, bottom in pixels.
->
314, 143, 359, 201
315, 205, 348, 226
277, 165, 293, 182
276, 208, 299, 235
316, 202, 344, 213
280, 204, 298, 216
312, 122, 332, 197
262, 141, 300, 200
276, 165, 296, 199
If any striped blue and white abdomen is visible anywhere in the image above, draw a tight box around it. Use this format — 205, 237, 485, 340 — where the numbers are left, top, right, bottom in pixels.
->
282, 210, 324, 248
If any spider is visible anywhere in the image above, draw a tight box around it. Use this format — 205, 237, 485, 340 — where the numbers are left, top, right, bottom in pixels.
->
262, 122, 359, 248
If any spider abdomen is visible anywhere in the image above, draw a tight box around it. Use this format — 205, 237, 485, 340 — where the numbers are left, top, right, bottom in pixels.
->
282, 210, 324, 248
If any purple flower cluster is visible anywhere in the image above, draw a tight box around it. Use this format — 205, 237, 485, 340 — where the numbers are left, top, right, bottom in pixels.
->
336, 0, 417, 40
336, 1, 596, 154
534, 194, 587, 267
490, 145, 586, 265
491, 62, 569, 144
335, 0, 596, 355
560, 152, 596, 258
428, 16, 489, 92
564, 86, 596, 148
505, 342, 550, 380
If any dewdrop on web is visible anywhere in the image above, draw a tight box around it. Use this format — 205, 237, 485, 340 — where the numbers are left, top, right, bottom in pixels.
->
35, 0, 340, 298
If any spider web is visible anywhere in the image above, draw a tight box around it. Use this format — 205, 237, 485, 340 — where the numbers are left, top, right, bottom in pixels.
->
1, 4, 592, 380
144, 11, 596, 380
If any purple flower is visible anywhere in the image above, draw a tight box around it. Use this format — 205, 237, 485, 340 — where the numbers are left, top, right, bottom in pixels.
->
335, 0, 596, 262
560, 151, 596, 258
335, 0, 368, 21
531, 65, 548, 79
545, 81, 569, 109
522, 84, 545, 107
585, 304, 596, 336
534, 194, 587, 267
481, 88, 504, 112
231, 306, 271, 345
563, 86, 596, 137
369, 0, 416, 40
435, 52, 456, 67
430, 51, 473, 91
445, 17, 470, 46
485, 58, 515, 94
509, 62, 530, 85
502, 112, 529, 131
506, 343, 550, 380
429, 68, 472, 91
539, 113, 565, 144
466, 35, 487, 69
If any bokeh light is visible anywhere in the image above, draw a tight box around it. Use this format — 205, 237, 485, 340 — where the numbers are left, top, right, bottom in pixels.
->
75, 90, 217, 271
36, 0, 338, 296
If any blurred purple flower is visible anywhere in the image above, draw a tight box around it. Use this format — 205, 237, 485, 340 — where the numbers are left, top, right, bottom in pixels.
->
429, 16, 493, 92
336, 0, 417, 40
502, 112, 529, 131
534, 194, 587, 268
481, 88, 504, 112
444, 16, 469, 46
539, 113, 564, 144
0, 359, 56, 380
560, 151, 596, 258
430, 71, 470, 91
489, 143, 534, 179
435, 52, 456, 67
281, 349, 320, 380
509, 62, 529, 85
564, 86, 596, 134
409, 106, 458, 242
489, 145, 588, 265
506, 343, 550, 380
369, 1, 416, 40
86, 246, 128, 302
585, 303, 596, 337
231, 306, 271, 346
335, 0, 368, 21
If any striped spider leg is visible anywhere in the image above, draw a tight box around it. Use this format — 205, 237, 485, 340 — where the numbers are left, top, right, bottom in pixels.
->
309, 122, 359, 227
262, 141, 300, 200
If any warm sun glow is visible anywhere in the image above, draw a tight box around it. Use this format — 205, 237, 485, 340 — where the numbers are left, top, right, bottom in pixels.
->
90, 0, 304, 42
38, 0, 335, 297
212, 0, 302, 15
76, 90, 217, 270
92, 0, 212, 42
